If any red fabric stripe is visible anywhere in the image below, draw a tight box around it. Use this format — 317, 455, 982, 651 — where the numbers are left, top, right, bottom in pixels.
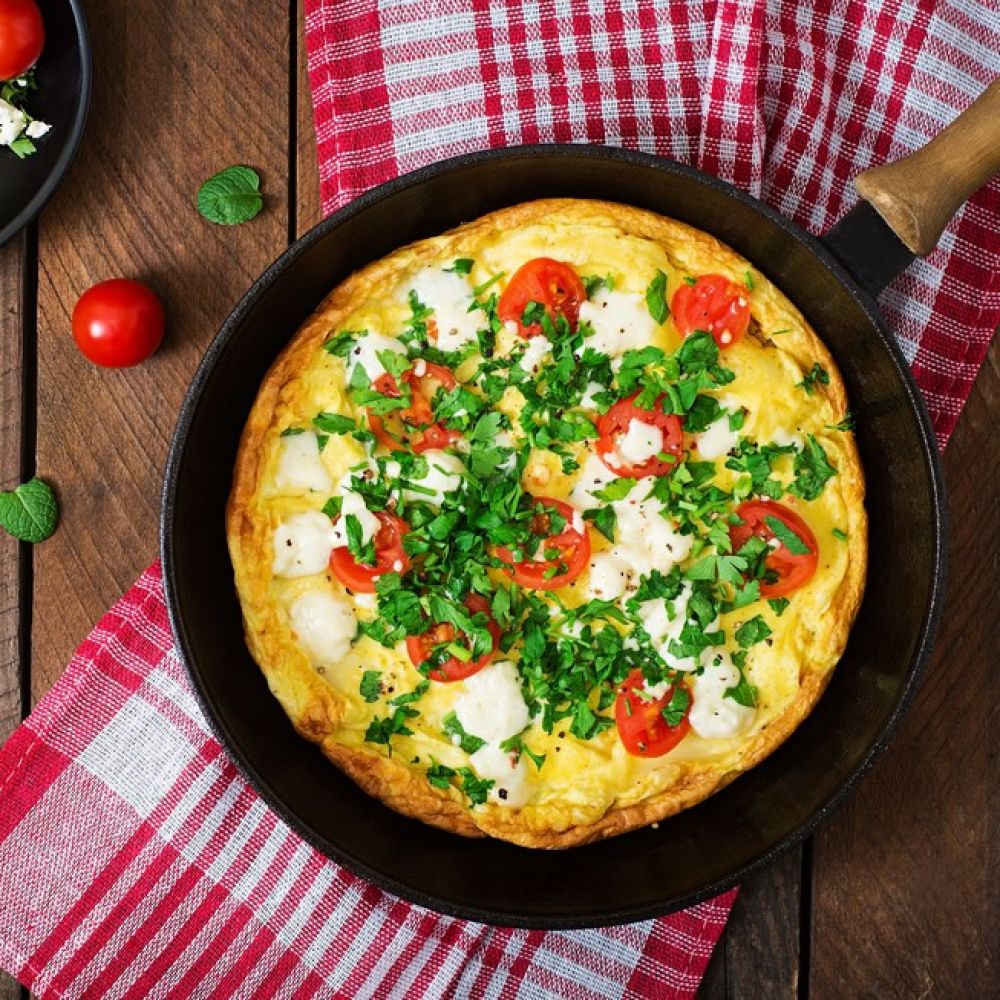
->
0, 736, 71, 847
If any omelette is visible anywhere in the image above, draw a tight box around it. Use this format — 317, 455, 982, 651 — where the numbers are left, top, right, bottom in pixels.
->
227, 199, 866, 849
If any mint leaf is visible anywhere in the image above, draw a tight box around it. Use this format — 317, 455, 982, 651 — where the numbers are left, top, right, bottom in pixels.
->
645, 270, 669, 324
0, 478, 58, 543
197, 165, 264, 225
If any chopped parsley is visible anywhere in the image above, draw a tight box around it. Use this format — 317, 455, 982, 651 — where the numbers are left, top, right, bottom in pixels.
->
645, 270, 669, 324
796, 363, 830, 395
359, 670, 382, 703
442, 712, 487, 754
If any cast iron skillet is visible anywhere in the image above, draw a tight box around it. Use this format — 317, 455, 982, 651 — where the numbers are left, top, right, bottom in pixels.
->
0, 0, 91, 247
162, 84, 999, 928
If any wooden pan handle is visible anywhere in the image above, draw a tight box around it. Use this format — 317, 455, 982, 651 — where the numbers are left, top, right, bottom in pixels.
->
854, 78, 1000, 255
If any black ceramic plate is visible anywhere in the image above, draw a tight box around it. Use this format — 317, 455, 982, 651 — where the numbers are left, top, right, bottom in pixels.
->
0, 0, 90, 246
162, 146, 946, 929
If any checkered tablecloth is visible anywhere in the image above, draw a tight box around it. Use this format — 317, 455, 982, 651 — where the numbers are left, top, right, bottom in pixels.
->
1, 2, 998, 997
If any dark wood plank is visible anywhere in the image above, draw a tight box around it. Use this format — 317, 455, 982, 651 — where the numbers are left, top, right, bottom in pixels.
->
699, 847, 804, 999
296, 0, 323, 237
30, 0, 291, 699
809, 337, 999, 998
0, 232, 26, 1000
0, 237, 23, 746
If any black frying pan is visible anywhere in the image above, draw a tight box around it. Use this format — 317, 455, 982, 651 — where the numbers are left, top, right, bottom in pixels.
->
161, 84, 999, 927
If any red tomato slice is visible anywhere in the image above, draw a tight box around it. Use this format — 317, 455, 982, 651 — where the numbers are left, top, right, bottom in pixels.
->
406, 594, 502, 682
0, 0, 45, 80
615, 669, 692, 757
367, 361, 460, 453
671, 274, 751, 348
329, 512, 411, 594
596, 392, 684, 479
498, 258, 586, 338
494, 496, 591, 591
729, 500, 819, 598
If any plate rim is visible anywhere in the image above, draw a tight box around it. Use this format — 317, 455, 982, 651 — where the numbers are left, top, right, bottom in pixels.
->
0, 0, 92, 247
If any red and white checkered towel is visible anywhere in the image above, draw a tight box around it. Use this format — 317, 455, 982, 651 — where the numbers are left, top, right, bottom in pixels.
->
306, 0, 1000, 448
1, 2, 998, 998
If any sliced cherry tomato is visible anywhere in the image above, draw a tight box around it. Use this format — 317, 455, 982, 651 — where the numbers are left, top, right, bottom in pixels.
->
596, 392, 684, 479
0, 0, 45, 80
71, 279, 166, 368
329, 512, 411, 594
615, 669, 692, 757
671, 274, 751, 348
494, 496, 591, 591
498, 257, 586, 338
729, 500, 819, 598
367, 361, 460, 453
406, 594, 502, 682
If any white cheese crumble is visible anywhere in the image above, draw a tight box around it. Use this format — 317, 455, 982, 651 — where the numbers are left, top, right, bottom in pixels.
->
584, 551, 632, 601
0, 98, 26, 147
518, 335, 552, 373
344, 331, 407, 384
395, 449, 466, 507
330, 490, 381, 549
689, 651, 756, 739
469, 744, 530, 807
579, 381, 606, 410
569, 454, 618, 510
288, 590, 357, 665
613, 492, 693, 577
578, 289, 659, 357
638, 583, 702, 672
695, 416, 739, 460
25, 119, 50, 139
274, 432, 333, 494
772, 428, 804, 450
613, 418, 664, 466
453, 659, 532, 806
272, 511, 337, 578
408, 268, 482, 352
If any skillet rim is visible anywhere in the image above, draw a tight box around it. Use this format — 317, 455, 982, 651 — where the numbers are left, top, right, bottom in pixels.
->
161, 143, 947, 928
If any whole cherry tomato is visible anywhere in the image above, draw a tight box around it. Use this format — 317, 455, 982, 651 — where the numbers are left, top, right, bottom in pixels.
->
72, 279, 166, 368
0, 0, 45, 80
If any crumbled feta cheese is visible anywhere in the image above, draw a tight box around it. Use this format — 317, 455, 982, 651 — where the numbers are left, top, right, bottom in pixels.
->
453, 660, 530, 745
613, 493, 693, 577
288, 590, 357, 664
578, 289, 659, 357
25, 120, 50, 139
408, 268, 482, 352
399, 449, 466, 507
615, 418, 664, 466
345, 331, 406, 384
274, 432, 332, 494
584, 551, 632, 601
272, 511, 337, 578
518, 335, 552, 373
0, 98, 26, 147
569, 454, 618, 510
696, 416, 739, 460
469, 744, 530, 807
772, 427, 804, 450
579, 381, 606, 409
689, 651, 756, 738
330, 491, 381, 549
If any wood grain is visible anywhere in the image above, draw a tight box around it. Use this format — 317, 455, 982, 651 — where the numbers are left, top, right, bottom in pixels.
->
30, 0, 291, 699
0, 233, 26, 1000
0, 237, 23, 746
809, 336, 1000, 998
699, 847, 804, 998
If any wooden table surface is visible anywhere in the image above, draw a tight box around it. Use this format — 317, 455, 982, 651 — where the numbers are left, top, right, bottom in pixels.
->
1, 3, 996, 997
